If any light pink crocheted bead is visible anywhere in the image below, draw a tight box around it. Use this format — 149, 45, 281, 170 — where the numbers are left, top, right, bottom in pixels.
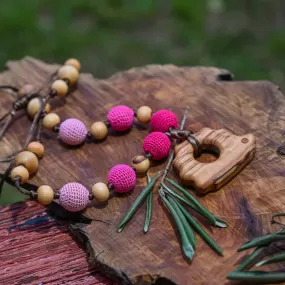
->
59, 182, 89, 212
107, 164, 136, 193
150, 109, 178, 132
107, 105, 134, 132
59, 118, 88, 146
143, 132, 171, 160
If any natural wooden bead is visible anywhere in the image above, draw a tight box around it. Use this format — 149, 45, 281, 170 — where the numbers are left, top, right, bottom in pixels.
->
43, 113, 60, 129
15, 151, 38, 174
65, 58, 81, 71
27, 141, 44, 158
58, 65, 79, 85
132, 155, 150, 174
11, 166, 29, 184
51, 80, 68, 97
18, 84, 36, 97
92, 182, 110, 202
27, 98, 51, 118
91, 122, 108, 140
136, 106, 152, 124
37, 185, 54, 205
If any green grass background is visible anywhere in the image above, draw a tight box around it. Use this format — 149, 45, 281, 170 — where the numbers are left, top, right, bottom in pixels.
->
1, 0, 285, 205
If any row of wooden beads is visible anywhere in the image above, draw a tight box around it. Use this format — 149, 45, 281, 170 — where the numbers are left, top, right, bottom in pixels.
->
40, 105, 152, 141
89, 105, 152, 140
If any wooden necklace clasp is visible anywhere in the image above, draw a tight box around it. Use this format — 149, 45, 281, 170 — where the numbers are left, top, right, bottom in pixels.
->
173, 128, 256, 194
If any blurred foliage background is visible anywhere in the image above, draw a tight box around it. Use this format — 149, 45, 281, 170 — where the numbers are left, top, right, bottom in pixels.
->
1, 0, 285, 205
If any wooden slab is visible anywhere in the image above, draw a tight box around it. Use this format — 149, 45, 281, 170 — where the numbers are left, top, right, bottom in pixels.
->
1, 57, 285, 285
0, 201, 115, 285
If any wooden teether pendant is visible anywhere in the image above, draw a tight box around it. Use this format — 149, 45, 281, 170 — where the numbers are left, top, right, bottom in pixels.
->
173, 128, 256, 194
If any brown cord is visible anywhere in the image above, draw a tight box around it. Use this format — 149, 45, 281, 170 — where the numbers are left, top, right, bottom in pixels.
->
14, 178, 37, 199
0, 111, 15, 140
166, 127, 201, 157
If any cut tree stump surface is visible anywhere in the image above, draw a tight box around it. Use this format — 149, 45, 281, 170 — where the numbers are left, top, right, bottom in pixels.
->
1, 57, 285, 285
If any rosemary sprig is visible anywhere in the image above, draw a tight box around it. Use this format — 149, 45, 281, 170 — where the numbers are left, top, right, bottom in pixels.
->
228, 223, 285, 283
159, 188, 195, 261
117, 172, 161, 232
143, 174, 153, 233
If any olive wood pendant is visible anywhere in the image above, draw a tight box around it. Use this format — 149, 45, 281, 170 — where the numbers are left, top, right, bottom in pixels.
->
173, 128, 256, 194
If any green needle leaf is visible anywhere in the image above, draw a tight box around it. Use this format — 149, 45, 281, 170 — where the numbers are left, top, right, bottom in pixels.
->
143, 173, 153, 233
256, 253, 285, 267
238, 233, 285, 252
159, 190, 194, 261
168, 195, 196, 248
227, 271, 285, 282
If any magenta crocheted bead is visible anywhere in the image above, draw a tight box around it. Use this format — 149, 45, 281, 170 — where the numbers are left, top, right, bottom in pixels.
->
143, 132, 171, 160
107, 164, 136, 193
107, 105, 134, 132
59, 118, 88, 146
150, 109, 178, 132
59, 182, 89, 212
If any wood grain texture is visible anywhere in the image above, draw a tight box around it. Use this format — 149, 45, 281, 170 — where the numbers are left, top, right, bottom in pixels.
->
1, 57, 285, 285
173, 128, 256, 193
0, 201, 114, 285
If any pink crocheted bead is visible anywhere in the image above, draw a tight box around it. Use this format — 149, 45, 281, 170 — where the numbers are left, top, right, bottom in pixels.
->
107, 164, 136, 193
107, 105, 134, 132
59, 182, 89, 212
143, 132, 171, 160
150, 109, 178, 132
59, 118, 88, 146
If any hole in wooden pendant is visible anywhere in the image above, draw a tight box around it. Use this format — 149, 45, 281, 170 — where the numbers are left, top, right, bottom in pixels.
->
195, 144, 220, 163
